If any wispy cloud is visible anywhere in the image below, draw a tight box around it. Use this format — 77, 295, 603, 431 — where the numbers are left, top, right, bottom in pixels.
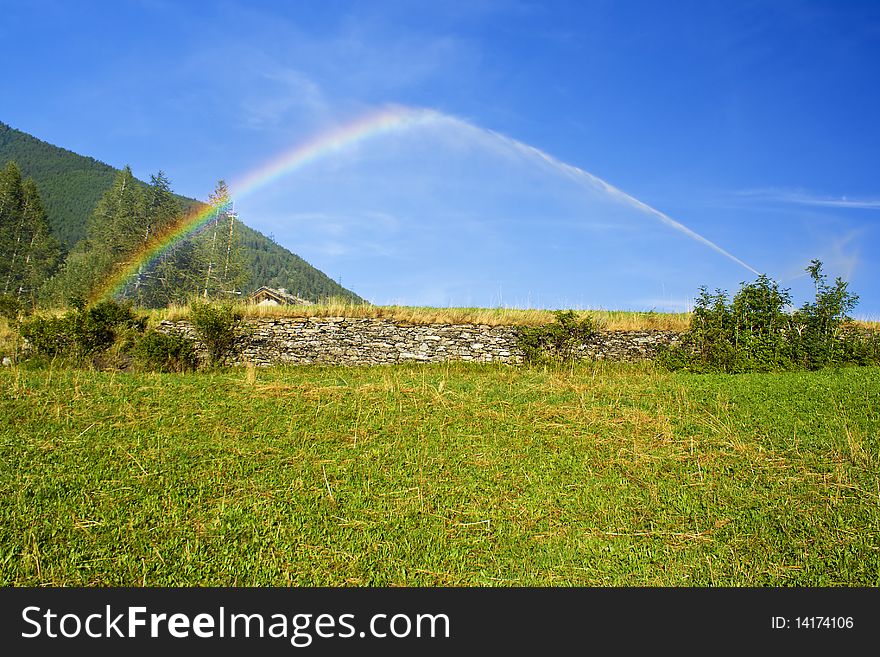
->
240, 66, 329, 130
737, 188, 880, 210
820, 229, 861, 281
775, 229, 862, 285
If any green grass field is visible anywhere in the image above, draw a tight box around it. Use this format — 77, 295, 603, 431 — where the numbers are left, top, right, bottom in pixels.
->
1, 361, 878, 586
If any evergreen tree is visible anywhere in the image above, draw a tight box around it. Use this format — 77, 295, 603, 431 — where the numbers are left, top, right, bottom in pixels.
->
196, 180, 247, 299
87, 165, 146, 261
0, 161, 60, 303
146, 170, 180, 234
147, 240, 203, 307
18, 179, 61, 301
130, 171, 183, 305
42, 166, 146, 305
0, 161, 26, 293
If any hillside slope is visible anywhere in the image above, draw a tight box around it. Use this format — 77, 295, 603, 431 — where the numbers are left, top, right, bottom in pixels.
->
0, 121, 363, 302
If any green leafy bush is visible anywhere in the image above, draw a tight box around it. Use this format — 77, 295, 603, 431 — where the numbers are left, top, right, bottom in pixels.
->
659, 261, 876, 372
74, 300, 146, 355
18, 315, 71, 356
189, 301, 243, 365
136, 330, 198, 372
787, 260, 861, 369
677, 276, 792, 372
20, 299, 145, 360
833, 324, 880, 366
516, 310, 597, 365
0, 295, 24, 322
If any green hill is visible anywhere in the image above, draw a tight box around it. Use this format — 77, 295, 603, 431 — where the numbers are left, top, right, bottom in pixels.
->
0, 120, 363, 303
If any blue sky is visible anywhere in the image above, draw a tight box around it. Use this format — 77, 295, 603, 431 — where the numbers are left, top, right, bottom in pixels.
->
2, 1, 879, 315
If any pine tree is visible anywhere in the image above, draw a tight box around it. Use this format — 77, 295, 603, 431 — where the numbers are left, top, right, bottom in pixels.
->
131, 171, 182, 304
0, 162, 59, 303
196, 180, 247, 299
146, 170, 181, 234
42, 166, 146, 305
87, 166, 146, 261
18, 179, 61, 302
148, 240, 203, 307
0, 161, 26, 295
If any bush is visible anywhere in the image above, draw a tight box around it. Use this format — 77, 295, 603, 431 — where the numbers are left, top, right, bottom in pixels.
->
20, 299, 145, 361
19, 315, 71, 357
72, 300, 146, 356
516, 310, 597, 365
136, 330, 198, 372
833, 325, 880, 366
787, 260, 860, 369
189, 301, 243, 365
672, 276, 792, 372
0, 295, 24, 322
659, 261, 877, 373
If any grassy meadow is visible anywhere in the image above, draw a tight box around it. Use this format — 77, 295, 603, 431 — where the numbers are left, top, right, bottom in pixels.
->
1, 360, 878, 586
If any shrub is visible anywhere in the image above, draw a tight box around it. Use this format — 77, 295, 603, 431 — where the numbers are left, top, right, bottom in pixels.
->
674, 276, 792, 372
20, 299, 145, 361
72, 300, 146, 356
516, 310, 597, 365
834, 324, 880, 366
189, 301, 243, 365
660, 260, 877, 373
136, 330, 198, 372
19, 315, 71, 357
0, 295, 24, 322
787, 260, 860, 369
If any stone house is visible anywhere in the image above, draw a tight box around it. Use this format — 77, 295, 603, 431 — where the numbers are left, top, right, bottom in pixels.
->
248, 286, 312, 306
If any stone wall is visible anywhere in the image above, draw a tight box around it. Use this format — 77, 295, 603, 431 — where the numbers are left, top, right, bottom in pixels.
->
157, 317, 682, 366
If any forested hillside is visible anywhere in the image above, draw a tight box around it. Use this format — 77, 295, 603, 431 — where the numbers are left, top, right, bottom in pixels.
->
238, 228, 350, 301
0, 122, 118, 248
0, 120, 363, 304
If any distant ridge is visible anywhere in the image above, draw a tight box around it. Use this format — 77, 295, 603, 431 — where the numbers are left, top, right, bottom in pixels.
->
0, 120, 364, 302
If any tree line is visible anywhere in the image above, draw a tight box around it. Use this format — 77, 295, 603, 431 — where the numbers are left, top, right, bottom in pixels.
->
1, 159, 247, 311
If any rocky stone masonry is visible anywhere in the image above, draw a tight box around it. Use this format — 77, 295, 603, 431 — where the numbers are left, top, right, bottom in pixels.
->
158, 317, 683, 366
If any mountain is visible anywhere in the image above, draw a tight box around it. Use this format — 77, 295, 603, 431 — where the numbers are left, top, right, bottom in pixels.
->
0, 120, 363, 303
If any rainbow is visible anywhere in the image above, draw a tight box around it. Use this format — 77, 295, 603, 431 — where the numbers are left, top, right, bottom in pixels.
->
92, 105, 441, 302
93, 103, 759, 302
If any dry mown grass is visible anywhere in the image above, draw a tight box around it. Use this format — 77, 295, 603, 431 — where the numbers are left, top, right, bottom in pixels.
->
152, 299, 692, 331
9, 299, 878, 337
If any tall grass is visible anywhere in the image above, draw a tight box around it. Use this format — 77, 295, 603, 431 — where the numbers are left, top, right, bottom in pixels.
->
150, 299, 692, 331
11, 297, 877, 334
0, 318, 15, 355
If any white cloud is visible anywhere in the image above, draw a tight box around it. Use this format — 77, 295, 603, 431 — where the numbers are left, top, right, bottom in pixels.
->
240, 66, 329, 129
737, 188, 880, 210
822, 230, 862, 281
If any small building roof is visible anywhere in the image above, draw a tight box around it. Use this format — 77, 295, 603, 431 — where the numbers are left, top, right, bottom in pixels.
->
249, 286, 312, 305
